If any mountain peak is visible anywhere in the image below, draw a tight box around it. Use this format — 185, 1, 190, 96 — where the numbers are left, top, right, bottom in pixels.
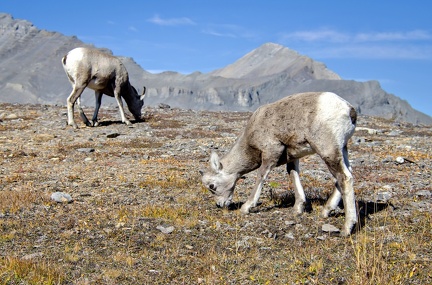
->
210, 42, 340, 80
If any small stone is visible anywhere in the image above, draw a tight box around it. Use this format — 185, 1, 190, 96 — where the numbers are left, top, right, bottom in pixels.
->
388, 130, 402, 136
215, 221, 221, 230
77, 148, 95, 153
377, 191, 391, 202
22, 252, 43, 260
5, 113, 18, 120
51, 192, 73, 203
395, 157, 405, 164
382, 156, 393, 163
322, 224, 340, 233
356, 127, 378, 135
156, 225, 174, 234
415, 190, 431, 197
285, 232, 295, 240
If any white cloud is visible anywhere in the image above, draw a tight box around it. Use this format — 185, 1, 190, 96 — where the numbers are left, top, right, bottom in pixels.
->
202, 29, 236, 38
281, 28, 432, 43
202, 24, 258, 39
281, 28, 349, 43
303, 44, 432, 60
129, 26, 138, 32
354, 30, 432, 42
147, 14, 195, 26
280, 28, 432, 60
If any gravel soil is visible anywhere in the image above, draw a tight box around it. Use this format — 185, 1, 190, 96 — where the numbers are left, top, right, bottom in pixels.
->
0, 103, 431, 284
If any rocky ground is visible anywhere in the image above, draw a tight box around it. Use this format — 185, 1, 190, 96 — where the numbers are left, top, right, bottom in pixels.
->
0, 103, 431, 284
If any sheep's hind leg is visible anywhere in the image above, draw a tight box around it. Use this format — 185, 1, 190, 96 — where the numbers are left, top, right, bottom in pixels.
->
321, 184, 342, 218
287, 159, 306, 215
77, 97, 92, 127
66, 86, 85, 129
322, 147, 357, 236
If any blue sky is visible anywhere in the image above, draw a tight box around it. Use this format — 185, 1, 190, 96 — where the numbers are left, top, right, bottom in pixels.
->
2, 1, 432, 116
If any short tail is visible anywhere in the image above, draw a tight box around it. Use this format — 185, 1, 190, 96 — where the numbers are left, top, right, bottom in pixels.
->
349, 106, 357, 126
61, 54, 67, 66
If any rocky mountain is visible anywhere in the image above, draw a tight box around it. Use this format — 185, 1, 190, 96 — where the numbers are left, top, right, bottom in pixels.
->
1, 13, 431, 125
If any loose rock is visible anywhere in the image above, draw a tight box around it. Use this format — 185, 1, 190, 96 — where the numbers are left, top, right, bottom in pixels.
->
322, 224, 340, 233
157, 225, 175, 234
377, 191, 391, 202
415, 190, 431, 197
77, 148, 95, 153
395, 157, 405, 164
22, 252, 43, 260
51, 192, 73, 203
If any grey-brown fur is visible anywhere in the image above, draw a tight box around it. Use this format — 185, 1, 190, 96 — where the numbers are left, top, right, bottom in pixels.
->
201, 92, 358, 236
62, 47, 145, 128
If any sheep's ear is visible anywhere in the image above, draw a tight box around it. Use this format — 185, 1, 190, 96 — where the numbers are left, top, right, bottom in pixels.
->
210, 152, 222, 172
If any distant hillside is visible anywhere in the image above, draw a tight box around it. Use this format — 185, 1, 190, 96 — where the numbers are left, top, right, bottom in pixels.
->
1, 13, 431, 125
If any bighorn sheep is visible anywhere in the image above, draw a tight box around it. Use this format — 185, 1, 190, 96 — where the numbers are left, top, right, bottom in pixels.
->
62, 47, 146, 128
200, 92, 358, 236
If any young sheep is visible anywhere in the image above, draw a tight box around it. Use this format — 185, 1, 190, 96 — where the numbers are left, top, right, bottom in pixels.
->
62, 47, 145, 128
200, 92, 358, 236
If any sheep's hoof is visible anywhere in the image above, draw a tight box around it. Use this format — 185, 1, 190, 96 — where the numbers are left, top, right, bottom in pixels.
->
293, 203, 305, 216
321, 208, 331, 218
68, 122, 79, 129
340, 229, 351, 237
125, 120, 132, 126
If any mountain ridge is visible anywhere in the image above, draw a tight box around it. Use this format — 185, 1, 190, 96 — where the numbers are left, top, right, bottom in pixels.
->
0, 13, 431, 125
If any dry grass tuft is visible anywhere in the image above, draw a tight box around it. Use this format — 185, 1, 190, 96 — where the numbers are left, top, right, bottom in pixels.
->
0, 188, 44, 214
0, 256, 65, 285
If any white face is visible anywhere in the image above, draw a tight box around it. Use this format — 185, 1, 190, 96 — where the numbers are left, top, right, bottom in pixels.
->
201, 152, 237, 208
201, 172, 235, 207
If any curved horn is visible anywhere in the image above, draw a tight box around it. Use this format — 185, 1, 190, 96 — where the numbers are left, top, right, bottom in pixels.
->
141, 86, 146, 96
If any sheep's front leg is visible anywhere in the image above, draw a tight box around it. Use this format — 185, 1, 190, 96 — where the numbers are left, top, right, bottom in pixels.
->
287, 160, 306, 215
241, 145, 283, 214
240, 164, 273, 214
113, 87, 131, 125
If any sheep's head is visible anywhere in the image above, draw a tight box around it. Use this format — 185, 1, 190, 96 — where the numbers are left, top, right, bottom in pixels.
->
127, 86, 146, 120
200, 152, 237, 208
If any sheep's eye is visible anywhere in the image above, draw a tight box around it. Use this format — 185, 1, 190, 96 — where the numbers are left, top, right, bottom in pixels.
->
209, 184, 215, 190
